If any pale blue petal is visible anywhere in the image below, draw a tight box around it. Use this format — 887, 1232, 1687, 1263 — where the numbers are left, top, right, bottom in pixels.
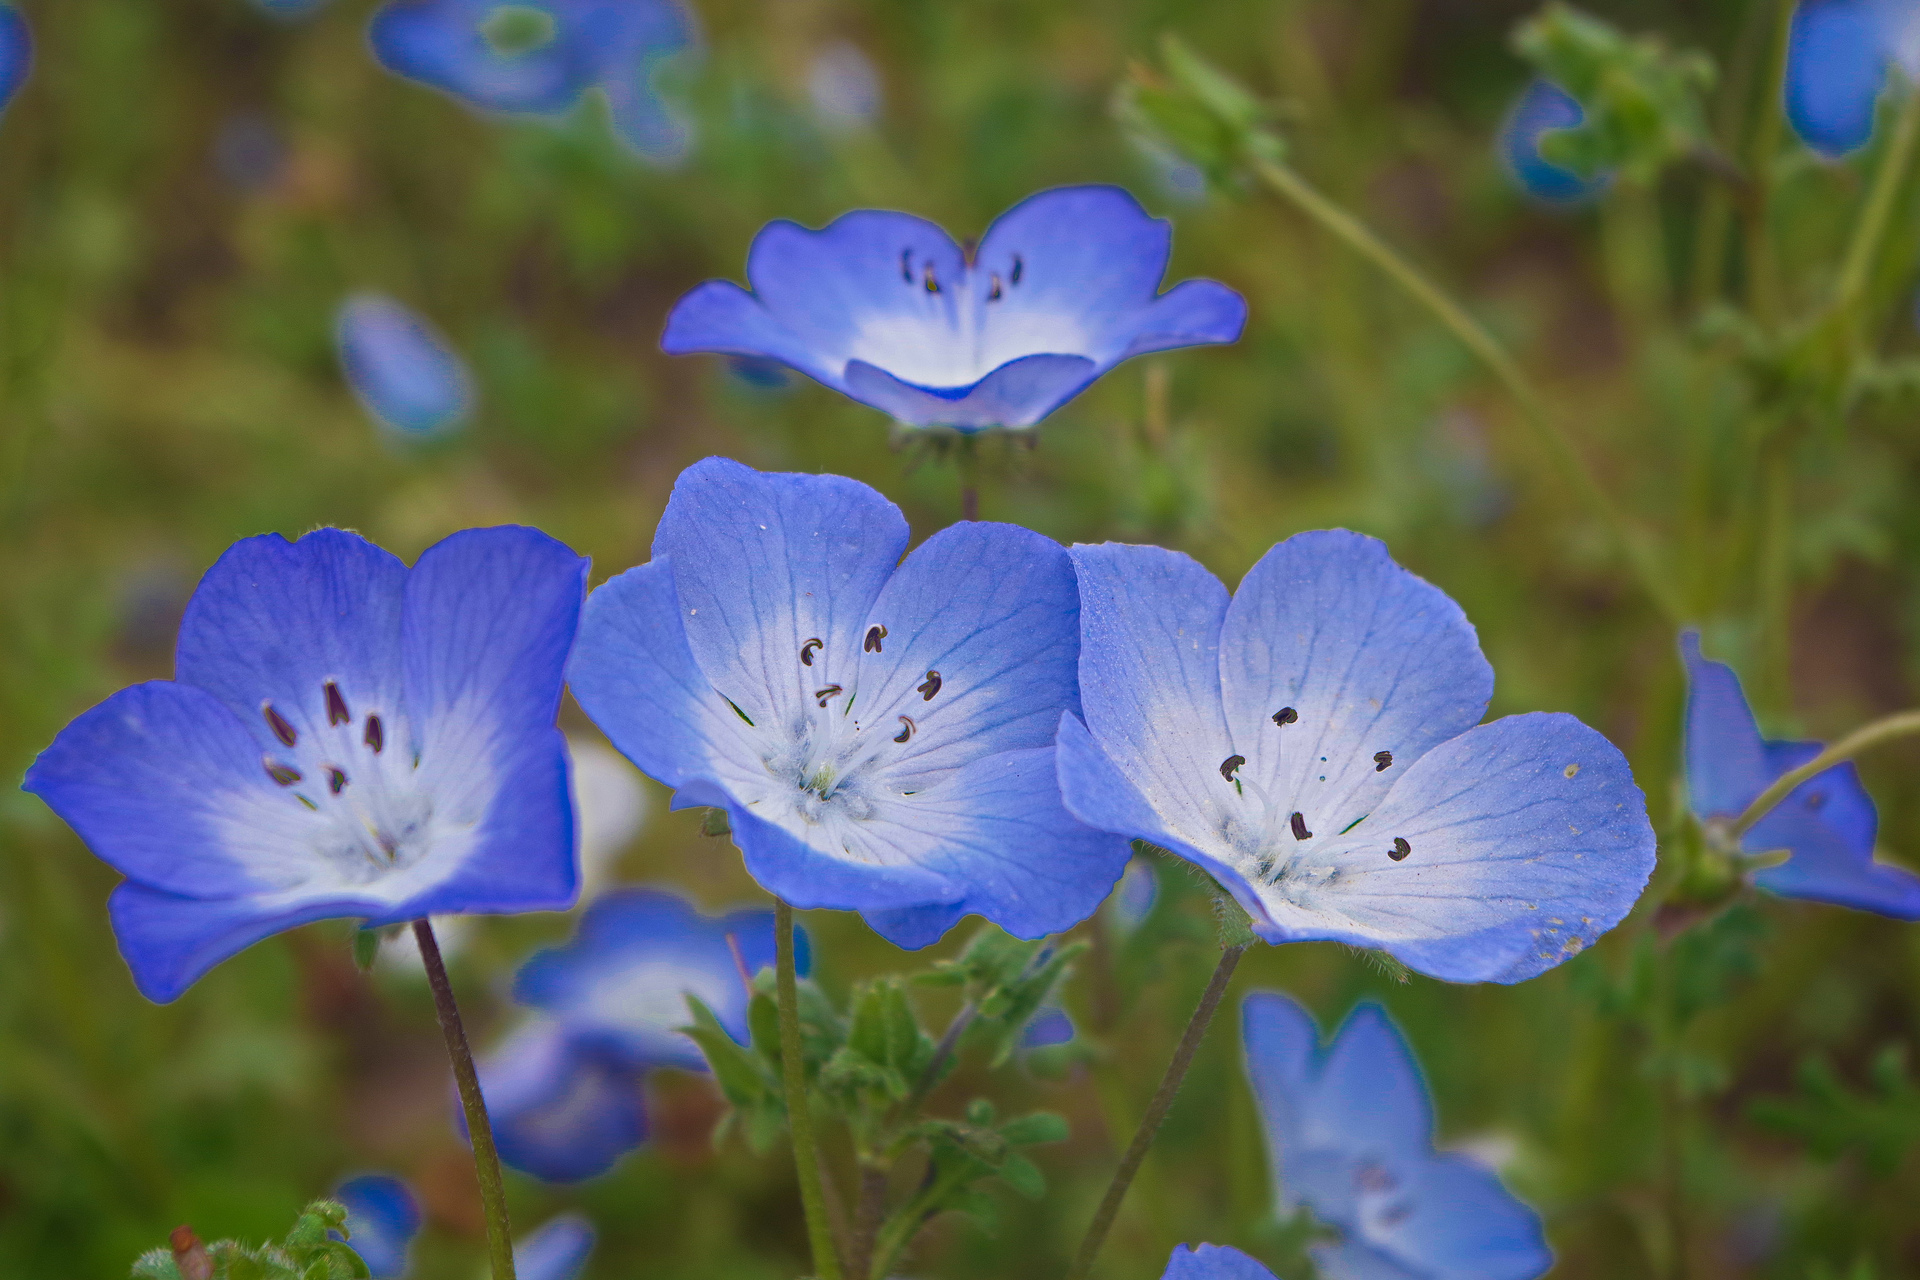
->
1680, 630, 1774, 819
1116, 279, 1249, 360
726, 800, 963, 912
369, 0, 585, 114
107, 882, 368, 1004
1748, 743, 1920, 916
662, 280, 847, 389
1785, 0, 1895, 156
515, 1214, 596, 1280
841, 353, 1098, 430
476, 1019, 649, 1183
334, 1175, 420, 1279
1499, 79, 1604, 202
0, 4, 32, 115
1161, 1243, 1281, 1280
1363, 1152, 1552, 1280
335, 294, 474, 436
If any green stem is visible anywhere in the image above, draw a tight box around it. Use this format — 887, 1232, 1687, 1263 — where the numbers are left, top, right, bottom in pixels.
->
1743, 0, 1795, 327
1064, 944, 1245, 1280
413, 919, 516, 1280
1248, 156, 1681, 622
1757, 447, 1794, 710
776, 901, 844, 1280
1833, 86, 1920, 320
1730, 709, 1920, 837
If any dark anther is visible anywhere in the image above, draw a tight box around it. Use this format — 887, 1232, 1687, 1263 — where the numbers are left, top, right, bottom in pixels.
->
799, 637, 823, 666
325, 681, 350, 726
988, 272, 1003, 301
1290, 811, 1313, 841
1272, 706, 1298, 727
1010, 254, 1024, 286
864, 625, 887, 653
814, 684, 843, 708
923, 263, 940, 294
918, 670, 942, 700
1220, 754, 1246, 782
265, 760, 303, 787
1806, 790, 1828, 811
1390, 837, 1411, 861
263, 703, 298, 747
894, 715, 916, 743
1374, 750, 1394, 772
327, 767, 347, 795
364, 714, 384, 753
900, 248, 912, 283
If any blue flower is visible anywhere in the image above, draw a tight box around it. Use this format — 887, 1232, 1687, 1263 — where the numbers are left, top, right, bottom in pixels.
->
1104, 853, 1160, 935
475, 1017, 651, 1182
568, 457, 1132, 948
23, 526, 587, 1002
1499, 79, 1606, 204
661, 186, 1247, 432
1020, 1004, 1075, 1049
368, 0, 694, 160
515, 1213, 597, 1280
1055, 531, 1656, 983
1681, 631, 1920, 917
335, 294, 475, 437
513, 886, 801, 1072
1162, 1243, 1281, 1280
1243, 993, 1552, 1280
335, 1175, 420, 1279
0, 3, 31, 117
1784, 0, 1920, 156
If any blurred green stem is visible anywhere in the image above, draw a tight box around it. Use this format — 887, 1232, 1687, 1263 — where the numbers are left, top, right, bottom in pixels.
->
1065, 944, 1245, 1280
1757, 447, 1794, 708
414, 919, 516, 1280
1833, 87, 1920, 324
1247, 156, 1681, 621
1742, 0, 1794, 326
1731, 709, 1920, 836
776, 901, 844, 1280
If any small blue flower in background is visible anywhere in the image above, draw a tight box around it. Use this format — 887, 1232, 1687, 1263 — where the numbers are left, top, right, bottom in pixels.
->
568, 457, 1133, 948
368, 0, 694, 160
514, 1213, 597, 1280
334, 1173, 595, 1280
1784, 0, 1920, 156
336, 294, 475, 437
475, 1017, 652, 1181
807, 40, 881, 131
0, 3, 32, 118
1162, 1243, 1281, 1280
661, 186, 1247, 432
1243, 993, 1552, 1280
1682, 631, 1920, 917
23, 526, 587, 1002
1104, 854, 1160, 935
1020, 1004, 1076, 1049
1055, 530, 1656, 983
1499, 79, 1606, 203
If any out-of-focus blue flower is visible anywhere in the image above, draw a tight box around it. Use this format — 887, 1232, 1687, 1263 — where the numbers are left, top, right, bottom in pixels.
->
1681, 631, 1920, 917
513, 887, 802, 1071
212, 114, 290, 192
1162, 1243, 1280, 1280
253, 0, 332, 18
0, 4, 32, 117
1499, 79, 1607, 203
368, 0, 694, 160
516, 1213, 597, 1280
808, 40, 881, 130
1104, 854, 1159, 935
1020, 1004, 1076, 1049
335, 294, 475, 437
23, 527, 587, 1002
1784, 0, 1920, 156
661, 186, 1247, 432
1055, 531, 1656, 983
476, 1018, 651, 1182
334, 1175, 420, 1279
568, 457, 1131, 947
1243, 993, 1552, 1280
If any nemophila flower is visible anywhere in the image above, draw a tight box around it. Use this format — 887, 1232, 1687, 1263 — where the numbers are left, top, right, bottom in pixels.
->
475, 1017, 651, 1181
1020, 1004, 1075, 1049
368, 0, 694, 160
807, 40, 881, 131
515, 1214, 597, 1280
661, 186, 1247, 432
1105, 853, 1160, 935
22, 526, 587, 1002
1243, 993, 1552, 1280
1163, 1243, 1281, 1280
1055, 531, 1656, 983
1499, 79, 1607, 203
1682, 631, 1920, 917
1784, 0, 1920, 155
569, 457, 1131, 947
336, 294, 475, 437
335, 1176, 420, 1279
0, 3, 31, 117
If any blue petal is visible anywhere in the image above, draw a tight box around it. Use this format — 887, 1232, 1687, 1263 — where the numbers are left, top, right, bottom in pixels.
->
1161, 1244, 1280, 1280
841, 353, 1099, 430
1309, 1242, 1426, 1280
369, 0, 586, 115
1679, 630, 1775, 820
662, 281, 837, 384
728, 801, 963, 913
1021, 1004, 1076, 1048
0, 4, 33, 115
1363, 1151, 1553, 1280
515, 1214, 597, 1280
107, 882, 375, 1003
1785, 0, 1896, 156
592, 1, 696, 161
335, 294, 474, 435
1241, 992, 1335, 1216
476, 1019, 649, 1182
1106, 854, 1160, 933
1116, 278, 1249, 360
1499, 79, 1605, 202
334, 1175, 421, 1279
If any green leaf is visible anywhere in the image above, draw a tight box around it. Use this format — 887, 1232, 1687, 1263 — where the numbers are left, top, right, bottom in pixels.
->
999, 1111, 1069, 1146
350, 927, 383, 973
997, 1152, 1046, 1199
685, 995, 778, 1108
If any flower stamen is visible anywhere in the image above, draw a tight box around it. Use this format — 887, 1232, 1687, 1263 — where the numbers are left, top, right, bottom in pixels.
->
1272, 706, 1298, 726
864, 625, 886, 653
917, 670, 942, 700
264, 703, 298, 747
1374, 750, 1394, 771
325, 680, 351, 726
800, 637, 822, 666
1390, 837, 1411, 861
1290, 811, 1313, 841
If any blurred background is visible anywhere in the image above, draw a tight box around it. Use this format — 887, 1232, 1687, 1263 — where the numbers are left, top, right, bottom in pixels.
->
5, 0, 1920, 1276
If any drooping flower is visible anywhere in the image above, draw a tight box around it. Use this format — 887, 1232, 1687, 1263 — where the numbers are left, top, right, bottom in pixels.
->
1243, 993, 1552, 1280
335, 1175, 421, 1279
474, 1018, 651, 1182
1162, 1243, 1282, 1280
1498, 79, 1607, 203
335, 294, 475, 437
1784, 0, 1920, 156
660, 186, 1247, 432
0, 3, 31, 117
1055, 531, 1655, 983
1681, 631, 1920, 917
568, 457, 1131, 947
22, 526, 587, 1002
367, 0, 694, 160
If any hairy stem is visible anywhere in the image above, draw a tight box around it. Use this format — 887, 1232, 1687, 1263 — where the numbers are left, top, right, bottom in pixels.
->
776, 901, 844, 1280
414, 919, 516, 1280
849, 1161, 889, 1280
1731, 709, 1920, 836
1064, 945, 1245, 1280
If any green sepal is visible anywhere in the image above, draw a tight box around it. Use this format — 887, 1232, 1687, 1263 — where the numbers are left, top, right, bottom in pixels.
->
1114, 35, 1286, 189
700, 807, 732, 837
998, 1111, 1068, 1147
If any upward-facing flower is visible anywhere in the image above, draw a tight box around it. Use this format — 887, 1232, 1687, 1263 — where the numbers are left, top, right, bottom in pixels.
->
23, 526, 587, 1002
661, 186, 1247, 432
0, 3, 31, 117
1681, 631, 1920, 917
568, 457, 1132, 947
1243, 993, 1552, 1280
1784, 0, 1920, 156
1056, 531, 1655, 983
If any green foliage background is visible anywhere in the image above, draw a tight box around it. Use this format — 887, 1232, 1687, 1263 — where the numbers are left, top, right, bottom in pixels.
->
4, 0, 1920, 1276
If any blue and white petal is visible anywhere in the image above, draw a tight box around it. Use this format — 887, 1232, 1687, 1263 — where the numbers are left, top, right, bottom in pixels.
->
1162, 1244, 1282, 1280
369, 0, 591, 115
516, 1214, 597, 1280
476, 1018, 649, 1182
334, 1175, 421, 1279
335, 294, 474, 436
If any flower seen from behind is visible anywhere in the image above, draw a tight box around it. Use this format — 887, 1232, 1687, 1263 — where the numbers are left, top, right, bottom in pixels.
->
1499, 79, 1607, 203
23, 526, 587, 1002
1243, 993, 1552, 1280
1681, 630, 1920, 917
661, 186, 1247, 431
335, 294, 475, 437
1784, 0, 1920, 155
568, 457, 1132, 947
1055, 530, 1656, 983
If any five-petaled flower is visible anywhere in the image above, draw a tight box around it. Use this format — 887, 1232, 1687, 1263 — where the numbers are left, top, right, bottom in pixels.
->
23, 526, 588, 1002
1055, 530, 1656, 983
1681, 630, 1920, 917
568, 456, 1132, 947
660, 185, 1247, 432
1243, 993, 1552, 1280
369, 0, 694, 160
1784, 0, 1920, 156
